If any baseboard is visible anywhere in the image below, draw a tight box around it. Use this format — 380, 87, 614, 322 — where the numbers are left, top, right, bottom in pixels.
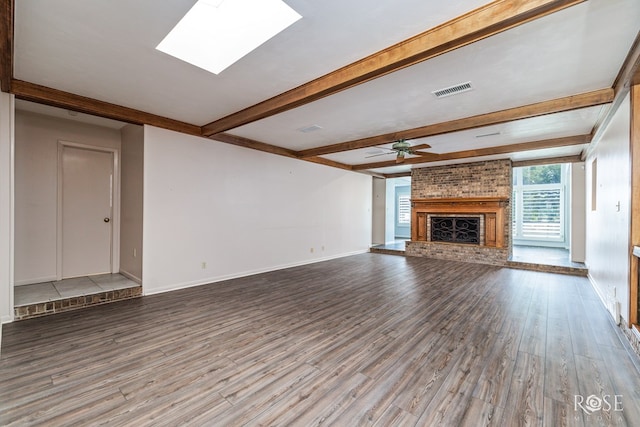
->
618, 321, 640, 361
1, 313, 13, 324
144, 249, 369, 296
587, 272, 621, 325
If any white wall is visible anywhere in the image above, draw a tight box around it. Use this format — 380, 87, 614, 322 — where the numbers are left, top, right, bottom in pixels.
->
14, 111, 122, 285
142, 125, 372, 294
372, 177, 386, 245
0, 92, 15, 324
120, 125, 144, 282
570, 162, 586, 263
586, 94, 631, 322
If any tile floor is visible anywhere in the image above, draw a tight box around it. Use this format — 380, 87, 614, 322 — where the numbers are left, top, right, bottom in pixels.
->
510, 245, 585, 268
370, 239, 407, 251
15, 274, 140, 307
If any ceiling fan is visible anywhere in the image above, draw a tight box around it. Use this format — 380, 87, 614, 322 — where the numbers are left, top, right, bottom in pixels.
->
365, 139, 434, 163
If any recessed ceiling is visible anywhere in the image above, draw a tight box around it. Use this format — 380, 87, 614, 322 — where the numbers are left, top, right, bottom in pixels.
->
9, 0, 640, 176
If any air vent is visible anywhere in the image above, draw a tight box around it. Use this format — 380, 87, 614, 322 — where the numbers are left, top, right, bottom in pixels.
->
297, 124, 323, 133
432, 81, 473, 98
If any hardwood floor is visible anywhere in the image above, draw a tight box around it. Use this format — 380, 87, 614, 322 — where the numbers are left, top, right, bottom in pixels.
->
1, 253, 639, 426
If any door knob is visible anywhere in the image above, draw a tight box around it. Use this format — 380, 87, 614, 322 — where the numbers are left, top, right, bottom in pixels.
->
104, 218, 110, 223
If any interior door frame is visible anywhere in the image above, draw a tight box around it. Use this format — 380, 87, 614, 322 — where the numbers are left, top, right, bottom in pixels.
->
56, 140, 120, 280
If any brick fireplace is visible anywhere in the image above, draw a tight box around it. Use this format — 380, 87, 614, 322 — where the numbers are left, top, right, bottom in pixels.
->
406, 160, 512, 266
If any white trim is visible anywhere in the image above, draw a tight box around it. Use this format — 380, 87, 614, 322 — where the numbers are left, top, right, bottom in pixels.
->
9, 96, 14, 324
57, 141, 121, 280
0, 93, 15, 324
587, 272, 620, 324
144, 250, 368, 296
588, 272, 607, 308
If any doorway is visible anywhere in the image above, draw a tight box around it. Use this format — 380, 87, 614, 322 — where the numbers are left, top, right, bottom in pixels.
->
384, 176, 411, 245
58, 142, 119, 279
511, 163, 580, 267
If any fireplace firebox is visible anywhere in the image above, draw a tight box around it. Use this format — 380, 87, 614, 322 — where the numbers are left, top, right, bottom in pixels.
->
431, 217, 480, 244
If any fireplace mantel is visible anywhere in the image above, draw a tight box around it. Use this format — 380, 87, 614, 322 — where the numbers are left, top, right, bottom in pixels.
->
411, 197, 509, 248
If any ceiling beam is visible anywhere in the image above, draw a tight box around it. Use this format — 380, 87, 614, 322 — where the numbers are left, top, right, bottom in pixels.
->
11, 77, 358, 174
209, 132, 355, 172
202, 0, 587, 136
383, 172, 412, 179
589, 30, 640, 152
0, 0, 14, 92
11, 79, 202, 136
210, 132, 299, 158
613, 30, 640, 94
352, 134, 591, 170
304, 156, 354, 171
299, 89, 613, 158
511, 154, 583, 167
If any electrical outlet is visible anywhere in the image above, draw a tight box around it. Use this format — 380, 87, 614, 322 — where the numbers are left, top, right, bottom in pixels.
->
310, 248, 314, 253
322, 246, 325, 251
201, 262, 207, 269
133, 248, 137, 258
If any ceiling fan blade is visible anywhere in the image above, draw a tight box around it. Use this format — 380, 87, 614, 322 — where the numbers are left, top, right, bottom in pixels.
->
365, 151, 395, 159
409, 143, 431, 151
413, 150, 439, 157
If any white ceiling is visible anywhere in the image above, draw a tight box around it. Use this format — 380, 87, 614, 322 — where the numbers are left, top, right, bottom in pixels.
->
11, 0, 640, 175
14, 0, 492, 124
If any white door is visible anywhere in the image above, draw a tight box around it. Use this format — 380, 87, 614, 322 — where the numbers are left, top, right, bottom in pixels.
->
61, 146, 114, 278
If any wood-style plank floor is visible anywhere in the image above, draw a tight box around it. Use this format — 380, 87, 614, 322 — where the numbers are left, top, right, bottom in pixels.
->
1, 253, 639, 426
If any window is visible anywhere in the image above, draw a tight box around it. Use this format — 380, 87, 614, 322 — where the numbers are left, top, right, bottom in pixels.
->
512, 164, 567, 244
397, 193, 411, 225
394, 185, 411, 239
156, 0, 302, 75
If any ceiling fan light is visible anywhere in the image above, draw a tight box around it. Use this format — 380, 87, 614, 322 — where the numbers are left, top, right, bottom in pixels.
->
392, 139, 411, 150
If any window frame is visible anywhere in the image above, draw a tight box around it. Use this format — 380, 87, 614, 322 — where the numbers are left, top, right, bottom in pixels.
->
512, 164, 568, 246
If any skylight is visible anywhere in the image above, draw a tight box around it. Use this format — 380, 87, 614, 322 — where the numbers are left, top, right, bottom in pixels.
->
156, 0, 302, 75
